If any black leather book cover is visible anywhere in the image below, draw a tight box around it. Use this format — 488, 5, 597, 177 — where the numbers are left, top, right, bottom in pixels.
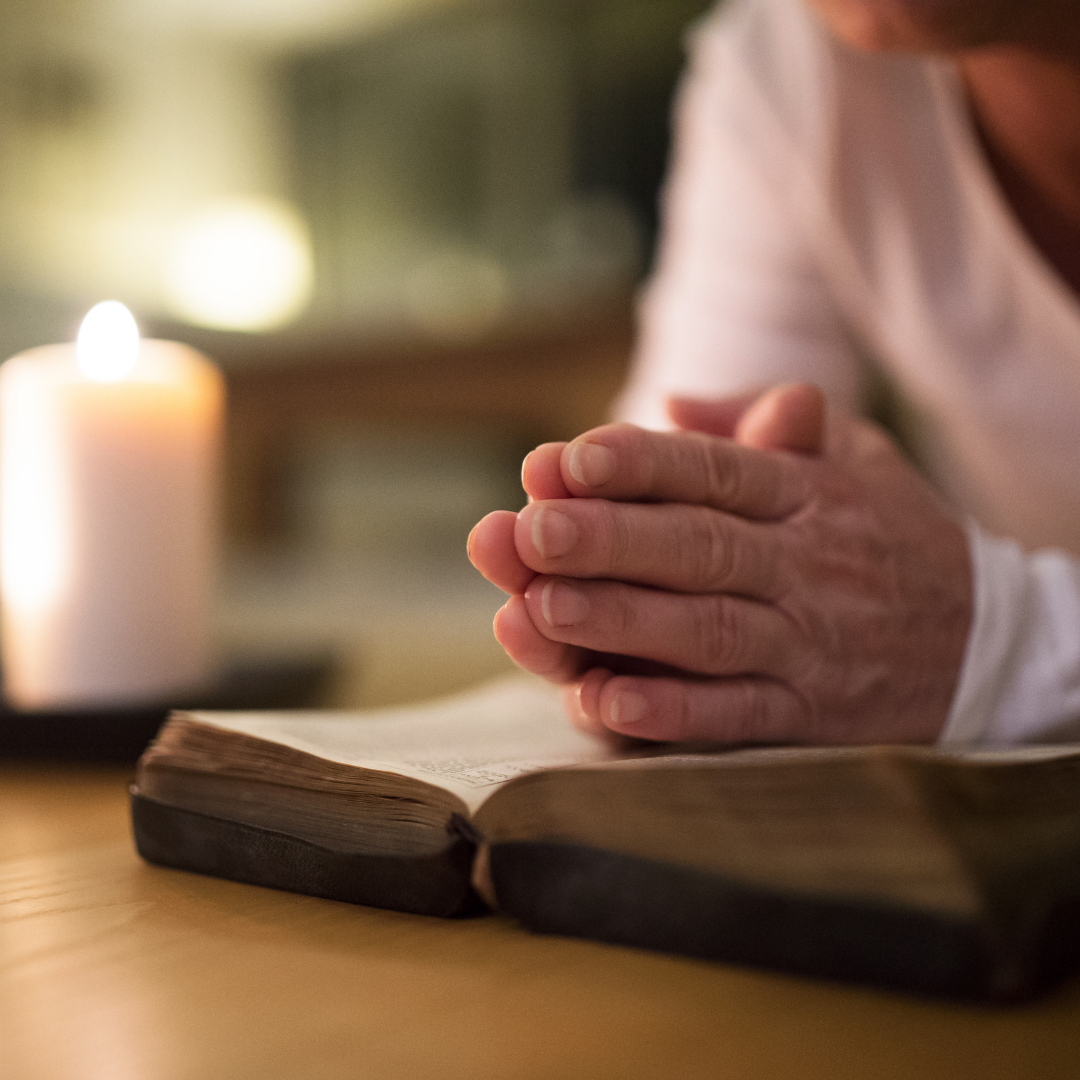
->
130, 791, 1080, 1000
130, 790, 479, 917
488, 841, 1080, 1002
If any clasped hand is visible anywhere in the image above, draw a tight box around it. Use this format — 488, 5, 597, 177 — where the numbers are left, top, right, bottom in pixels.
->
469, 384, 972, 745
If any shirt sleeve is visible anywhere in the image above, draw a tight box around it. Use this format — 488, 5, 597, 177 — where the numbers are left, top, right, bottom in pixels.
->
940, 522, 1080, 744
615, 9, 866, 429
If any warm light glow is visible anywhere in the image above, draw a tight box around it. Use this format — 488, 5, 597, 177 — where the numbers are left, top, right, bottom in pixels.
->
0, 360, 71, 614
162, 197, 313, 331
77, 301, 141, 382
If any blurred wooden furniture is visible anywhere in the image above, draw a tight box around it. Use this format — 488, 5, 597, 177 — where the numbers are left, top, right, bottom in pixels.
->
4, 763, 1080, 1080
211, 313, 635, 545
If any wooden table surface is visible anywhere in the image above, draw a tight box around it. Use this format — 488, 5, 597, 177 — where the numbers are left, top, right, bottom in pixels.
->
3, 764, 1080, 1080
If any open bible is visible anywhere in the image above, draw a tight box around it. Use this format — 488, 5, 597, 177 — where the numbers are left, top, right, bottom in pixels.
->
131, 678, 1080, 1001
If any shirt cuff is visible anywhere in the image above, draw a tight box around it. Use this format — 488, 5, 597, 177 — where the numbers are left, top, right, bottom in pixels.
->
939, 520, 1080, 745
938, 522, 1029, 745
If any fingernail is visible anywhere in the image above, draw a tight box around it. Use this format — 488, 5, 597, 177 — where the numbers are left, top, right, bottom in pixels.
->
541, 579, 590, 626
563, 683, 590, 727
568, 442, 615, 487
531, 506, 579, 559
609, 691, 648, 726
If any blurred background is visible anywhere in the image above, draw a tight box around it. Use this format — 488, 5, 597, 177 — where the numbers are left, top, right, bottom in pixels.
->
0, 0, 713, 708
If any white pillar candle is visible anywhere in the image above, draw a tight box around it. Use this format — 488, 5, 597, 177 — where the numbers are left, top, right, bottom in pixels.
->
0, 302, 224, 710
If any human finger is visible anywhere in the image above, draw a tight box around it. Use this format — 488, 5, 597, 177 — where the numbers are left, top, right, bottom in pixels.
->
562, 673, 609, 739
515, 499, 785, 598
575, 667, 611, 732
558, 423, 810, 519
492, 595, 583, 682
666, 391, 763, 437
492, 594, 689, 686
597, 673, 809, 744
734, 383, 825, 453
561, 681, 595, 735
522, 442, 571, 502
523, 576, 797, 678
565, 669, 650, 745
468, 511, 535, 594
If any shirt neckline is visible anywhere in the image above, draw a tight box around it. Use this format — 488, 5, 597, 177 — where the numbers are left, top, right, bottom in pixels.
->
930, 59, 1080, 344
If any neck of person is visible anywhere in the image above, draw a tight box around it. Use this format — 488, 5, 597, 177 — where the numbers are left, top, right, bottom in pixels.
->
960, 44, 1080, 297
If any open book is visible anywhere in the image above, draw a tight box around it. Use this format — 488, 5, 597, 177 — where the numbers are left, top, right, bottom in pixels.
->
131, 678, 1080, 1001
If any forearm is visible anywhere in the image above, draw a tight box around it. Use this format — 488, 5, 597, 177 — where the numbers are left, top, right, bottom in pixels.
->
615, 6, 864, 431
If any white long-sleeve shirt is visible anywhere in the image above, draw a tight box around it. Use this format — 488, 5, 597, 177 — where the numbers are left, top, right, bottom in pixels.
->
618, 0, 1080, 744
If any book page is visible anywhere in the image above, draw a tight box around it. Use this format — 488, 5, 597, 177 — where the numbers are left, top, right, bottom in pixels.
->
184, 678, 1080, 816
186, 677, 641, 812
578, 742, 1080, 773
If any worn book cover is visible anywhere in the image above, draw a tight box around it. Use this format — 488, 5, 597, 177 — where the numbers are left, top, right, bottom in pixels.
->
131, 678, 1080, 1002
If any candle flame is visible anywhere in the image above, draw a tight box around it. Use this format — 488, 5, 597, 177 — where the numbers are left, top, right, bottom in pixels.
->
77, 301, 140, 382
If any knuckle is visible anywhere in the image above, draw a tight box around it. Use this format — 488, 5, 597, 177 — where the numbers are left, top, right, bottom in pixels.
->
698, 438, 743, 508
698, 513, 739, 590
680, 511, 777, 596
586, 581, 642, 650
605, 423, 651, 490
668, 510, 717, 589
690, 596, 743, 675
665, 508, 737, 592
728, 679, 772, 741
670, 683, 698, 742
613, 588, 649, 645
595, 502, 634, 571
673, 677, 810, 745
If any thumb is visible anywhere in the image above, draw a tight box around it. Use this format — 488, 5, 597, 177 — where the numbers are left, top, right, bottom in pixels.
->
666, 391, 764, 438
735, 382, 825, 454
